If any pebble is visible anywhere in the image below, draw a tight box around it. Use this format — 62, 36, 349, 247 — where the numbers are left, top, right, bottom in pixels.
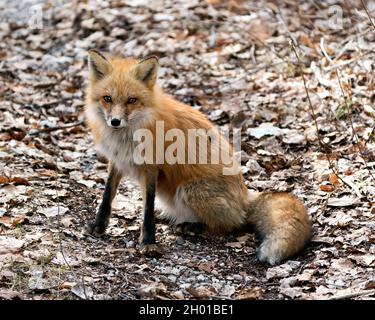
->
180, 283, 190, 289
211, 270, 219, 276
197, 275, 205, 281
233, 275, 243, 281
176, 236, 184, 245
126, 240, 135, 248
172, 290, 184, 300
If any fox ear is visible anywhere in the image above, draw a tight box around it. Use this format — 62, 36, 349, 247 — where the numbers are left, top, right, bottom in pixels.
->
88, 50, 112, 80
134, 56, 159, 87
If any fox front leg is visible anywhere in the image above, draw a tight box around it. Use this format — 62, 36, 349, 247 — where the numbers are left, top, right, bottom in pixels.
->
85, 163, 122, 237
139, 170, 162, 257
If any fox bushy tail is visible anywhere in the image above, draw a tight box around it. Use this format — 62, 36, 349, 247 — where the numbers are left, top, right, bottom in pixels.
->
247, 192, 311, 265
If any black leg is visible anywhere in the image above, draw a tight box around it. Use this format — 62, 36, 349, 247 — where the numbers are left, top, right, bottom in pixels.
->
140, 178, 156, 245
86, 163, 122, 236
139, 172, 163, 257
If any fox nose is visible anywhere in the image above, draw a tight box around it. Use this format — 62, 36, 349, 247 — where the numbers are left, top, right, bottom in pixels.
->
111, 118, 121, 127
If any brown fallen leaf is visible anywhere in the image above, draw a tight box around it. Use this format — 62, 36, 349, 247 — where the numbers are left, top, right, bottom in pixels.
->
249, 19, 274, 45
137, 282, 167, 298
236, 287, 263, 300
298, 33, 315, 50
328, 173, 340, 187
0, 176, 10, 184
0, 216, 12, 228
60, 216, 73, 228
11, 177, 30, 186
59, 281, 76, 290
171, 290, 184, 299
187, 285, 216, 299
320, 184, 335, 192
365, 279, 375, 289
198, 262, 215, 273
225, 242, 243, 248
0, 289, 23, 300
236, 235, 250, 242
12, 215, 27, 227
4, 128, 26, 141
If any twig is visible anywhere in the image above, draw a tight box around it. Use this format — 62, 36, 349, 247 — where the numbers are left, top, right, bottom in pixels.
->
320, 38, 333, 63
32, 120, 84, 134
361, 0, 375, 30
276, 11, 298, 47
329, 288, 375, 300
58, 239, 88, 300
323, 51, 374, 73
332, 39, 353, 63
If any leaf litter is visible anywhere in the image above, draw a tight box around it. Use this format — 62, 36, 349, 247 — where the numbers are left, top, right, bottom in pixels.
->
0, 0, 374, 300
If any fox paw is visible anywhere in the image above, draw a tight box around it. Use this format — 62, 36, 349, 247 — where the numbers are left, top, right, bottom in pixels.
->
139, 243, 163, 257
84, 221, 107, 237
175, 222, 206, 236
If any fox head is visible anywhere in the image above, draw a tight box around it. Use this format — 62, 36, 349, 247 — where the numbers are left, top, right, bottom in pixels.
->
86, 50, 159, 129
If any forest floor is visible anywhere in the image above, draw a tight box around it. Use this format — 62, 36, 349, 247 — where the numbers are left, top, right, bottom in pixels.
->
0, 0, 375, 300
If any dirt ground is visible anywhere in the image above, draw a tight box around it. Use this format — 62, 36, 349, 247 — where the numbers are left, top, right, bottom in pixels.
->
0, 0, 375, 300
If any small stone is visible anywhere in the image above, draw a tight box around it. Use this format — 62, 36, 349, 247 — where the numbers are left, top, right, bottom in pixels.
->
126, 241, 135, 248
211, 270, 219, 276
197, 275, 205, 281
176, 236, 184, 245
233, 275, 243, 281
171, 290, 184, 299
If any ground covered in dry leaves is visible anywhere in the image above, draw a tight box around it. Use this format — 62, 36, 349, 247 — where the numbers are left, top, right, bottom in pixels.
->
0, 0, 375, 300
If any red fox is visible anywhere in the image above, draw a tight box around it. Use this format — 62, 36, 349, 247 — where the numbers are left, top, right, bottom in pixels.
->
84, 50, 311, 265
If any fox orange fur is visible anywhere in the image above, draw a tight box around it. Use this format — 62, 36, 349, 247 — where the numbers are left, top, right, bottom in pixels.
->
84, 50, 311, 265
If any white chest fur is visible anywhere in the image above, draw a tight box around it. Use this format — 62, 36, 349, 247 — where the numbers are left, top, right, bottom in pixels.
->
98, 128, 139, 177
86, 105, 140, 180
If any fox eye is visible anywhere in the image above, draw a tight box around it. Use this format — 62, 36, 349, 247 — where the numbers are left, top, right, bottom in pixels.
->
103, 95, 112, 103
127, 97, 137, 104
